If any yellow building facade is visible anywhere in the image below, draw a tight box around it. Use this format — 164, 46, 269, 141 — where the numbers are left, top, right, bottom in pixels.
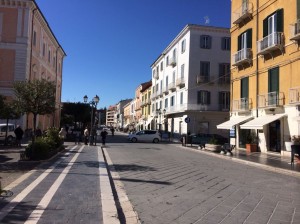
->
140, 82, 152, 130
225, 0, 300, 156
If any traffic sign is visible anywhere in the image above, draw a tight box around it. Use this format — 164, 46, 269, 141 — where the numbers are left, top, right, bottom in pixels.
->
184, 117, 191, 123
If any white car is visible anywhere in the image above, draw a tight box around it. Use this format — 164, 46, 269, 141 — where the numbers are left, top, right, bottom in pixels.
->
0, 123, 16, 143
128, 130, 161, 143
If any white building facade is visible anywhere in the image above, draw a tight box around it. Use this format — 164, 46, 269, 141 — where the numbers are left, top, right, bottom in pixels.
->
151, 24, 231, 139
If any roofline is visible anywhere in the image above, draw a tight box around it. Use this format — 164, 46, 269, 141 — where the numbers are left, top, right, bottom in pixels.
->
31, 0, 66, 56
151, 24, 229, 67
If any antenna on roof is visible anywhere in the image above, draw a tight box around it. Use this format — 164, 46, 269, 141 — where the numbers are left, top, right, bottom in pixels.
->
204, 16, 210, 25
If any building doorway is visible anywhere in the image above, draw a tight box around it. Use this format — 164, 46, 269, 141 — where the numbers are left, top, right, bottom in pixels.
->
269, 120, 281, 152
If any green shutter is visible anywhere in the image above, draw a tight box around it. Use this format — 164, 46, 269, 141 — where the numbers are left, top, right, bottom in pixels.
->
276, 9, 284, 32
197, 91, 201, 104
241, 77, 249, 98
247, 29, 252, 48
268, 67, 279, 92
263, 18, 268, 37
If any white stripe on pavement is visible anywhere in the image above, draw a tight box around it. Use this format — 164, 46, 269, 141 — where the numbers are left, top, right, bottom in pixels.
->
0, 145, 78, 222
24, 145, 84, 224
98, 146, 120, 224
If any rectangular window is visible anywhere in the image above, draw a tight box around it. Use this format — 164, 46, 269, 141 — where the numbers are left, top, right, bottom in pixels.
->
241, 77, 249, 98
181, 64, 185, 78
181, 39, 186, 53
160, 61, 163, 71
159, 101, 162, 109
166, 76, 168, 87
33, 31, 37, 46
200, 61, 210, 77
197, 91, 211, 105
156, 84, 158, 92
43, 43, 46, 56
219, 92, 230, 110
165, 98, 168, 108
170, 96, 175, 106
152, 104, 155, 112
166, 56, 169, 66
221, 37, 230, 50
48, 50, 51, 63
200, 35, 212, 49
180, 92, 183, 104
263, 9, 283, 37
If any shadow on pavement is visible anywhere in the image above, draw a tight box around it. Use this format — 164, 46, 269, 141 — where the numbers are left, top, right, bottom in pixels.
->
111, 163, 156, 172
117, 177, 172, 185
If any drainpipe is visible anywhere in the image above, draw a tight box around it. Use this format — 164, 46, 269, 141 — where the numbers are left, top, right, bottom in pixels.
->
27, 7, 37, 130
256, 0, 259, 148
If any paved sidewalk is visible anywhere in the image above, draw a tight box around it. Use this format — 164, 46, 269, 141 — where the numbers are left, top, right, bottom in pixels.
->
180, 143, 300, 177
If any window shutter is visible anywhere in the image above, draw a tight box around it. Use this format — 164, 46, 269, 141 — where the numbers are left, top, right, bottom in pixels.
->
263, 18, 268, 37
208, 36, 212, 49
268, 67, 279, 92
200, 35, 204, 48
238, 34, 242, 50
246, 29, 252, 48
241, 77, 249, 98
207, 92, 211, 105
276, 9, 284, 32
197, 91, 201, 104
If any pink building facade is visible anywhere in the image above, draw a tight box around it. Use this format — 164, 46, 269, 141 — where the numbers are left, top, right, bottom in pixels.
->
0, 0, 66, 130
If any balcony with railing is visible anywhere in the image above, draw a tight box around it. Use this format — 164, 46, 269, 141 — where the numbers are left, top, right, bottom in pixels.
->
151, 93, 156, 100
153, 71, 159, 79
290, 19, 300, 41
257, 91, 284, 108
168, 82, 176, 91
169, 57, 176, 67
232, 1, 253, 25
257, 32, 283, 55
196, 74, 209, 84
157, 89, 163, 97
289, 87, 300, 104
162, 86, 169, 94
218, 76, 230, 85
232, 48, 252, 66
232, 98, 252, 112
176, 77, 185, 87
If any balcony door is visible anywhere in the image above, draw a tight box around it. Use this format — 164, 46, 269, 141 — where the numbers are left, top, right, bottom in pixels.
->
268, 67, 279, 106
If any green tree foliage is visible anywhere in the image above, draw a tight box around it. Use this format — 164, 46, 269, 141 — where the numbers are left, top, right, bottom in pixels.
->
0, 95, 22, 145
60, 102, 90, 129
13, 79, 56, 140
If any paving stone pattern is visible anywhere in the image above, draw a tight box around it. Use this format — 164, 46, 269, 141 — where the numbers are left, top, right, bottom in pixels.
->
106, 143, 300, 224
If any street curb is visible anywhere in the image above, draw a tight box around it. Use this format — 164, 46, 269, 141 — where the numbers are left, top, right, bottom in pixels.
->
102, 146, 141, 224
175, 145, 300, 179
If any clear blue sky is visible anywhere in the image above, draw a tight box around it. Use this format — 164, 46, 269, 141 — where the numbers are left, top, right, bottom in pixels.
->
35, 0, 231, 109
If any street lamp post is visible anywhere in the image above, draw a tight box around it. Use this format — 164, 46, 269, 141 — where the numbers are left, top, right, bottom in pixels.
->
83, 95, 100, 145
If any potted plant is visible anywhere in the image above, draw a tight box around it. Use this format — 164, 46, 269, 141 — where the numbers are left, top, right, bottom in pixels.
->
246, 131, 258, 153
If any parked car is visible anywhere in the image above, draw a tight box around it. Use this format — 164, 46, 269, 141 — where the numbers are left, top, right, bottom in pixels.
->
128, 130, 161, 143
188, 133, 228, 145
0, 123, 16, 143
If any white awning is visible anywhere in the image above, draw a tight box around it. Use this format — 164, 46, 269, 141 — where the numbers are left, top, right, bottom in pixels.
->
240, 114, 287, 129
217, 116, 253, 129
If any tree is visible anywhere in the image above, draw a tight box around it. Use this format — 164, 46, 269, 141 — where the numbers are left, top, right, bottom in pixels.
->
13, 79, 56, 141
0, 95, 22, 145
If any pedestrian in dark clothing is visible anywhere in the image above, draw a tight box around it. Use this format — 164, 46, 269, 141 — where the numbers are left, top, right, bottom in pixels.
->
100, 129, 108, 146
110, 127, 115, 137
14, 125, 24, 147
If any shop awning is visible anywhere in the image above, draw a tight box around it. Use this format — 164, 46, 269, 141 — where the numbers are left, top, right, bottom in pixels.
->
240, 114, 287, 129
217, 116, 253, 129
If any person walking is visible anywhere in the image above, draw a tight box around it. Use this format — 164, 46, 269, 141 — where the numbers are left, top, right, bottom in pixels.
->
59, 127, 67, 144
110, 127, 115, 137
84, 127, 89, 145
14, 125, 24, 147
100, 129, 108, 146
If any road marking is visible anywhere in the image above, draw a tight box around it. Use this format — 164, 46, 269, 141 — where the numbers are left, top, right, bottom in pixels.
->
98, 146, 120, 224
0, 145, 78, 222
103, 147, 141, 224
24, 145, 84, 224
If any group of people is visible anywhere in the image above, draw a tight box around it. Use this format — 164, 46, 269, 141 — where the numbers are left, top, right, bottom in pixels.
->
83, 127, 109, 146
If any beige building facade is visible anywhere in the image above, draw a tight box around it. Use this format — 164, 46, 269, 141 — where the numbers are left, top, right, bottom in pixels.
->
0, 0, 66, 130
219, 0, 300, 156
